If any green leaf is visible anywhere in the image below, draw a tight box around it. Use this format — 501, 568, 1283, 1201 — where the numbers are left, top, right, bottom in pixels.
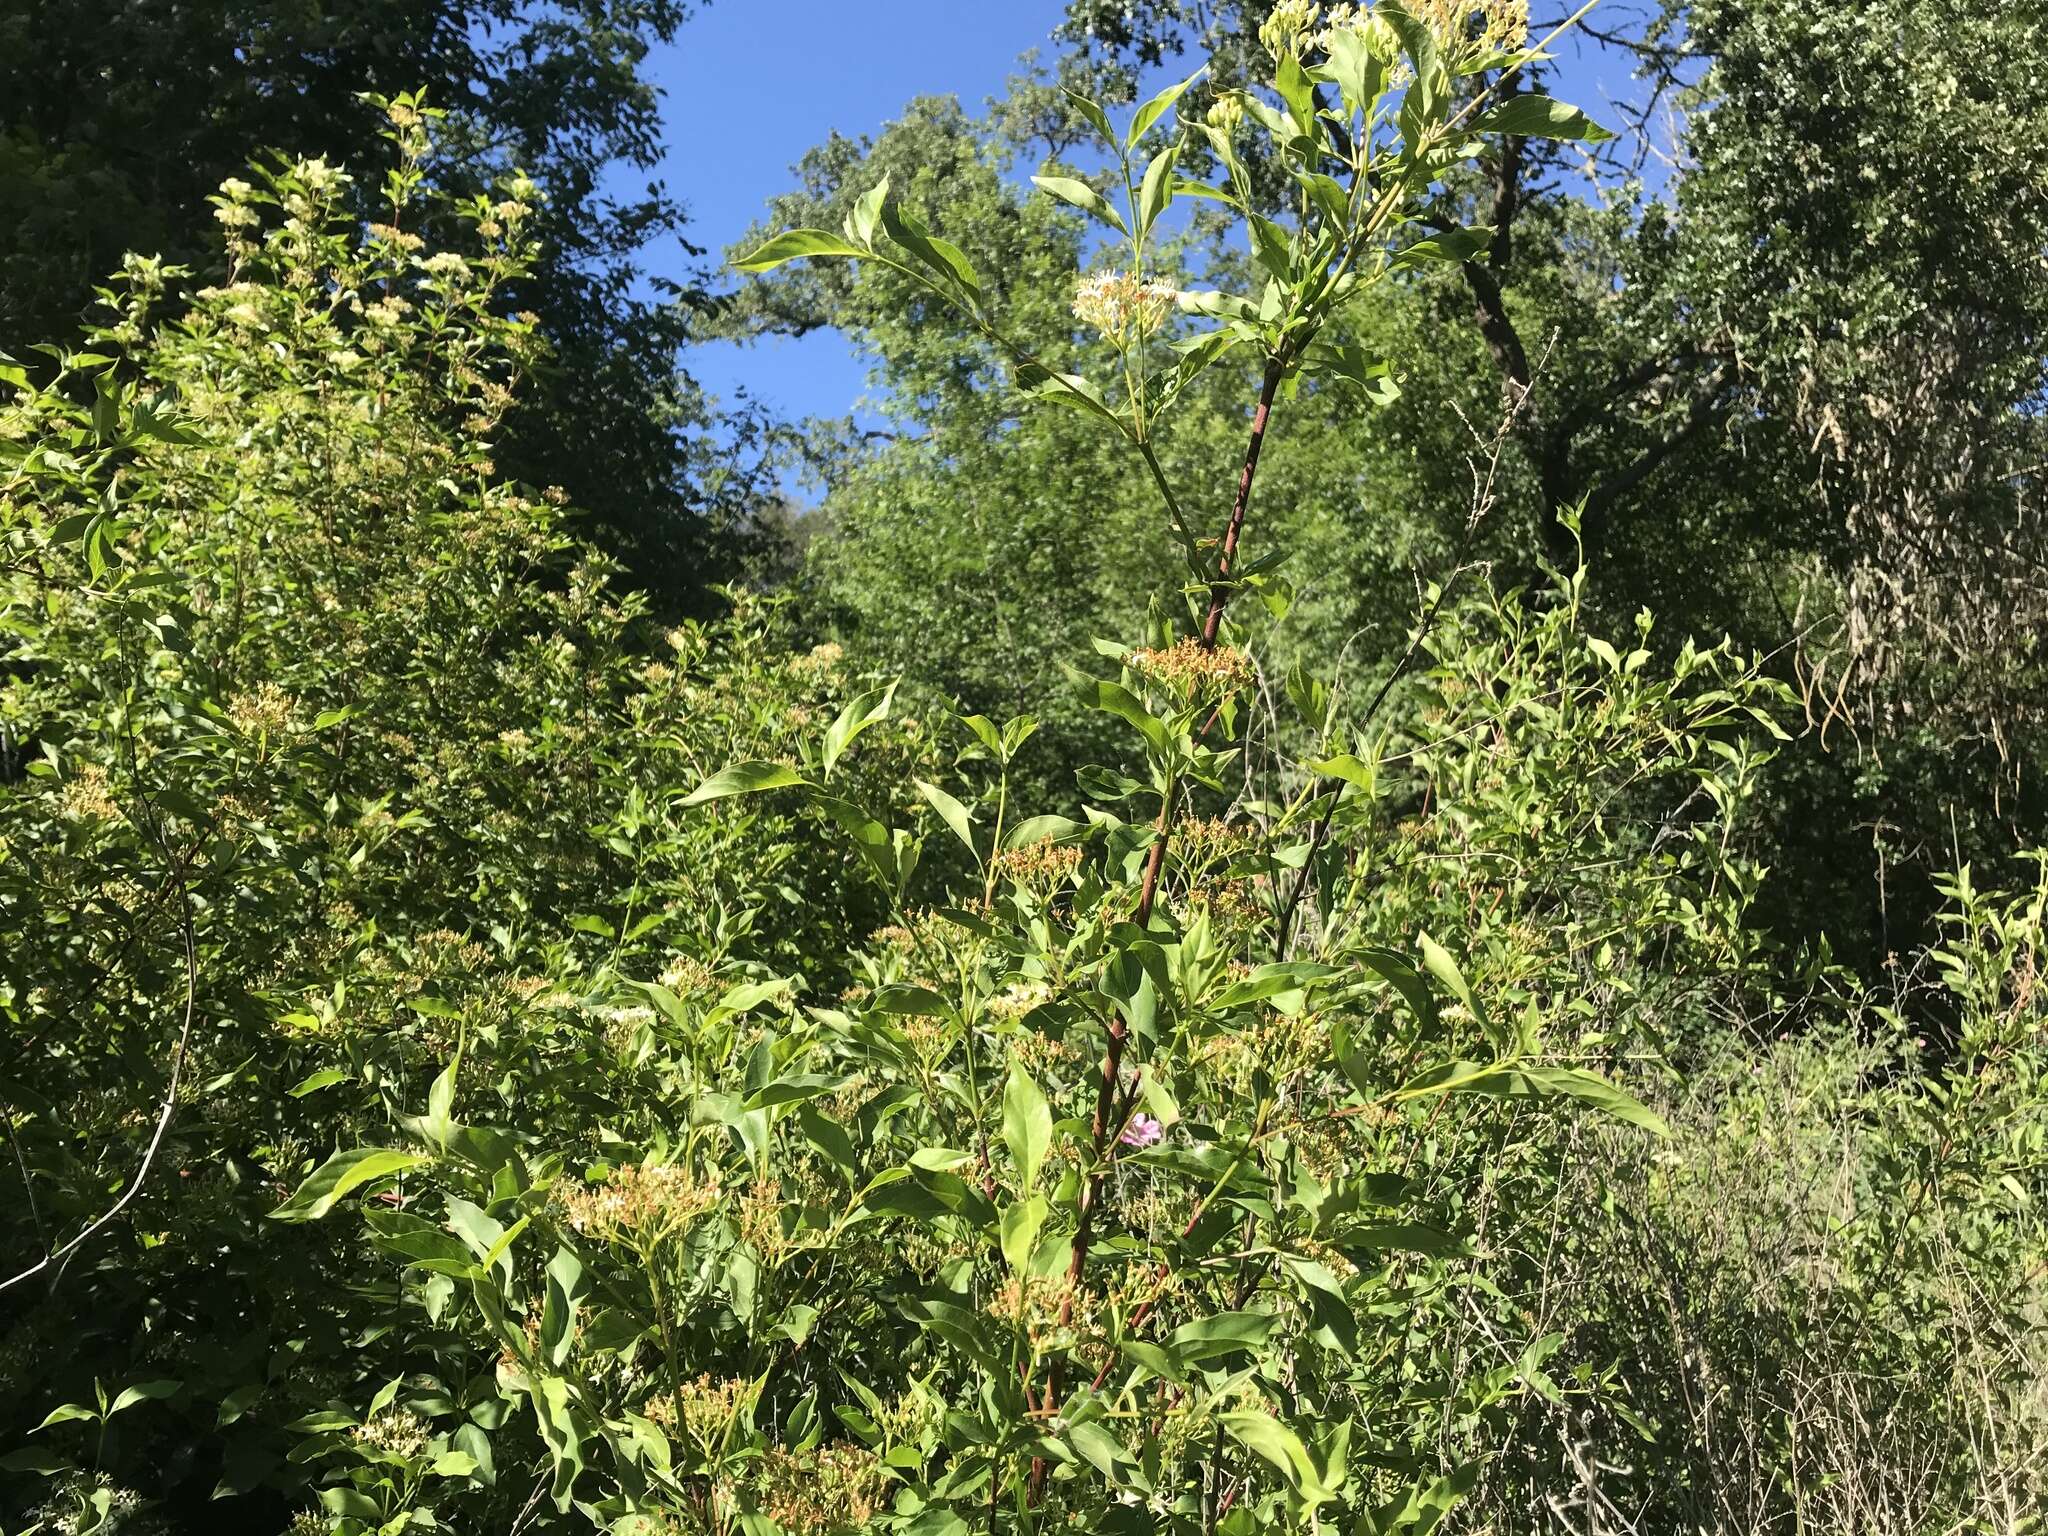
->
287, 1068, 350, 1098
799, 1104, 858, 1179
1471, 94, 1617, 143
1066, 664, 1169, 755
320, 1488, 382, 1522
1067, 1418, 1130, 1480
1418, 933, 1491, 1039
215, 1383, 266, 1428
1382, 1, 1445, 122
1394, 1058, 1508, 1102
1002, 814, 1086, 851
999, 1195, 1048, 1272
743, 1073, 851, 1110
1274, 49, 1318, 137
1121, 1338, 1187, 1383
1353, 947, 1437, 1032
286, 1410, 361, 1433
1171, 1310, 1277, 1363
913, 779, 978, 860
1221, 1410, 1330, 1500
0, 1447, 73, 1473
681, 760, 809, 806
822, 681, 897, 775
1307, 753, 1375, 790
1390, 1059, 1667, 1134
1127, 68, 1203, 147
881, 204, 983, 307
1136, 143, 1181, 241
846, 174, 891, 247
1390, 227, 1494, 268
871, 984, 951, 1017
1003, 1064, 1053, 1191
1214, 962, 1342, 1010
1031, 175, 1129, 237
270, 1147, 428, 1222
733, 229, 869, 273
1062, 87, 1118, 148
33, 1402, 99, 1431
707, 977, 791, 1022
1014, 361, 1120, 423
541, 1247, 586, 1367
1296, 171, 1351, 228
1517, 1065, 1670, 1136
1303, 343, 1400, 405
1101, 944, 1162, 1040
419, 1035, 462, 1148
1322, 24, 1388, 116
109, 1379, 181, 1416
1248, 214, 1296, 284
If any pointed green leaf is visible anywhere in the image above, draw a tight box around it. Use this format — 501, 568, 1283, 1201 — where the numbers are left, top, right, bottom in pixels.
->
1127, 69, 1203, 147
1471, 94, 1616, 143
270, 1147, 428, 1222
733, 229, 869, 273
1003, 1064, 1053, 1191
1031, 175, 1128, 236
999, 1195, 1048, 1272
913, 779, 978, 861
109, 1380, 182, 1416
681, 760, 810, 806
1136, 143, 1181, 241
822, 680, 897, 775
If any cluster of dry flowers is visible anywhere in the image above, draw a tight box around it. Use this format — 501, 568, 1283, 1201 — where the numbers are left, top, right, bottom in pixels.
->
1130, 638, 1257, 696
993, 837, 1085, 889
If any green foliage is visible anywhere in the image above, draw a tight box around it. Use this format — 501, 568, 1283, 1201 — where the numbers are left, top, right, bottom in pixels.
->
0, 109, 930, 1526
5, 4, 2047, 1533
1468, 865, 2048, 1528
0, 1, 772, 605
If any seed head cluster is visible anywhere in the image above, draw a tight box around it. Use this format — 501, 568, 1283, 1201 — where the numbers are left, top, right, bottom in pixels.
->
1130, 638, 1256, 696
993, 837, 1084, 889
754, 1442, 892, 1534
351, 1409, 429, 1459
645, 1373, 754, 1452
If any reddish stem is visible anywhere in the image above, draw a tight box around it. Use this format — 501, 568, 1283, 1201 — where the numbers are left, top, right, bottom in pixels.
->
1199, 354, 1287, 649
1031, 351, 1291, 1491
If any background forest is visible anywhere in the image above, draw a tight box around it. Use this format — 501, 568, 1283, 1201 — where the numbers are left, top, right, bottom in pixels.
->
2, 2, 2045, 1533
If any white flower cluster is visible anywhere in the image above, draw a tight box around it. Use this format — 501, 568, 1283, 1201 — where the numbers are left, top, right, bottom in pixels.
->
1072, 270, 1178, 342
292, 156, 342, 193
1263, 0, 1527, 66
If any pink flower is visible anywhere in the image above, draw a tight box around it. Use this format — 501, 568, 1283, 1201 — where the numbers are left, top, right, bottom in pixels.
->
1119, 1114, 1164, 1149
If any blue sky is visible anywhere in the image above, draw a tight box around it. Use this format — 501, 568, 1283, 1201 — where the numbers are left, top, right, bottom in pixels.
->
652, 1, 1070, 427
640, 2, 1658, 431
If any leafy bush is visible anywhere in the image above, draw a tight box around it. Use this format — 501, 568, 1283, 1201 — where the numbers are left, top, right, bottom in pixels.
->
35, 18, 1784, 1533
0, 97, 930, 1530
5, 8, 2043, 1536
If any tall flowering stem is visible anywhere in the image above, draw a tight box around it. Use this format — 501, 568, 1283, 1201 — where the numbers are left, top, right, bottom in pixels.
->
729, 2, 1619, 1515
